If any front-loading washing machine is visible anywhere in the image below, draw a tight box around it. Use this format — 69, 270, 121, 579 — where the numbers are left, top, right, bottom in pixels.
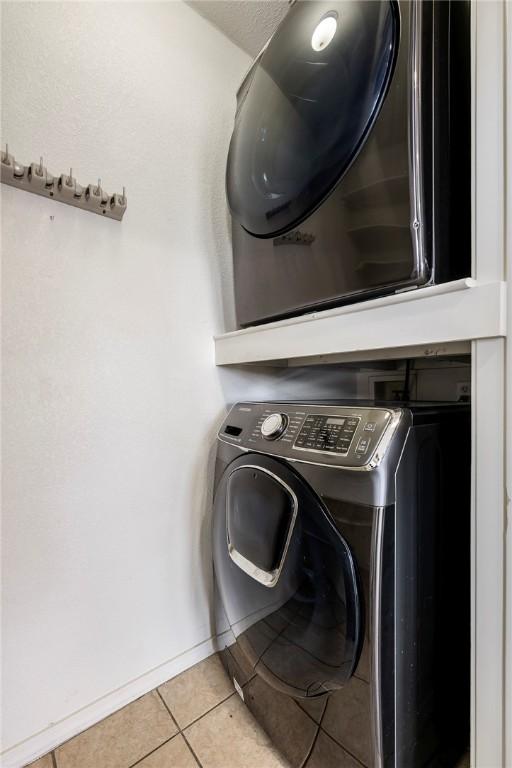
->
213, 401, 470, 767
226, 1, 471, 326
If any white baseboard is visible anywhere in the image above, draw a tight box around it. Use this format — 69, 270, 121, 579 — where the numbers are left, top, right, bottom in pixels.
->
2, 633, 231, 768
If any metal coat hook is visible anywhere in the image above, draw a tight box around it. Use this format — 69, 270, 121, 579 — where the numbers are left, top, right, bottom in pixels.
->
0, 144, 127, 221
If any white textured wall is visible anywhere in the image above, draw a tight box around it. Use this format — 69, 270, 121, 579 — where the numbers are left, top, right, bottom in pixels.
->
1, 3, 359, 763
186, 0, 289, 56
1, 2, 250, 760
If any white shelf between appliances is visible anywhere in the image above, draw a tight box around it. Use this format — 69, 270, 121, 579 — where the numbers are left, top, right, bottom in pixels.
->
215, 279, 506, 366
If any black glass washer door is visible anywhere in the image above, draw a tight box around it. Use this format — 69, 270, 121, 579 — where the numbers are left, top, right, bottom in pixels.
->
213, 454, 362, 698
227, 0, 399, 238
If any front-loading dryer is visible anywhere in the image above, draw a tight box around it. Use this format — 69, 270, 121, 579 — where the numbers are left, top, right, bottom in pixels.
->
226, 1, 471, 327
213, 401, 470, 767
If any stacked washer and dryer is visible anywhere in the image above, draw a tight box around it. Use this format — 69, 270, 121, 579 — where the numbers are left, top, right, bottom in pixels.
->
213, 2, 472, 767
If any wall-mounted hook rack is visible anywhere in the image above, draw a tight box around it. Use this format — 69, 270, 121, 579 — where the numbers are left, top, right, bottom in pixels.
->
0, 144, 127, 220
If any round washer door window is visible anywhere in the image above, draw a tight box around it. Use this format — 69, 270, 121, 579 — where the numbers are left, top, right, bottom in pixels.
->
226, 0, 399, 238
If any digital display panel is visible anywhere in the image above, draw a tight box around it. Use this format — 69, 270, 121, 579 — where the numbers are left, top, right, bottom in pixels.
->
294, 414, 360, 454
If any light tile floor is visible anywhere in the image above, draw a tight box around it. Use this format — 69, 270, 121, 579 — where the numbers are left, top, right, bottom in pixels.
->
27, 653, 470, 768
27, 654, 288, 768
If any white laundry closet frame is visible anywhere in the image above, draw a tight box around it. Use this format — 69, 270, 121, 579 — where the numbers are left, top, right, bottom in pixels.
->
473, 3, 508, 765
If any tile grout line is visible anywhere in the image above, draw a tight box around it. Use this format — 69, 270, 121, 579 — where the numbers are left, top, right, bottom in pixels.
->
156, 685, 238, 765
298, 690, 331, 768
292, 698, 326, 729
180, 730, 205, 768
319, 731, 367, 768
127, 735, 176, 768
182, 690, 237, 731
154, 688, 181, 734
155, 688, 206, 768
180, 689, 239, 768
123, 688, 183, 768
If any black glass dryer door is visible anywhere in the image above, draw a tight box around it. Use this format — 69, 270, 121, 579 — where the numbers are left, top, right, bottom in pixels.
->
226, 0, 399, 238
213, 454, 362, 698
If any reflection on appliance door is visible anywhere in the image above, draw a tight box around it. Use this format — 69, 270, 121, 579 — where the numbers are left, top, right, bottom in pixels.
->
213, 454, 363, 699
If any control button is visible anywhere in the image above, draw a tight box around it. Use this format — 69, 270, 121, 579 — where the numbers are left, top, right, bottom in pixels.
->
355, 437, 371, 455
261, 413, 288, 440
364, 422, 377, 432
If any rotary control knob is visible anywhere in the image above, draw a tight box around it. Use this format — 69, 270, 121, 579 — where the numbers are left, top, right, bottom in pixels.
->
261, 413, 288, 440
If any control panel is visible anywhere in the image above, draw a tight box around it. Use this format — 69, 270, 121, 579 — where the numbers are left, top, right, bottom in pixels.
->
295, 414, 360, 454
218, 402, 401, 469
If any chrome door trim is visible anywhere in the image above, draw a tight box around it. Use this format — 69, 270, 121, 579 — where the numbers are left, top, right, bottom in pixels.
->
370, 506, 386, 768
226, 464, 298, 588
408, 0, 427, 282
